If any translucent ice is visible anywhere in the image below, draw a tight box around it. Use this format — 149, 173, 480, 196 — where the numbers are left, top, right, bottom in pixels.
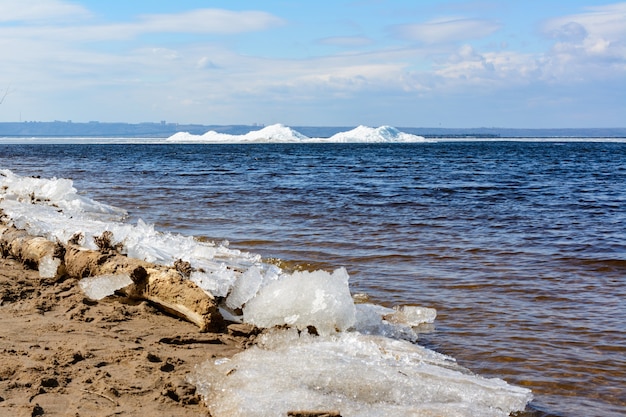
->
225, 265, 264, 310
79, 274, 133, 300
189, 266, 236, 298
224, 264, 282, 310
353, 303, 436, 342
189, 329, 532, 417
0, 169, 127, 222
38, 255, 62, 279
242, 268, 356, 335
0, 170, 265, 300
386, 305, 437, 326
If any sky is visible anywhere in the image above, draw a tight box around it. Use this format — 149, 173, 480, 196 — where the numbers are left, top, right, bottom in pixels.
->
0, 0, 624, 128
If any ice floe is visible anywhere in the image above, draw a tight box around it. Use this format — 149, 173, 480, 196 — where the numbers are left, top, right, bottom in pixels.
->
189, 328, 533, 417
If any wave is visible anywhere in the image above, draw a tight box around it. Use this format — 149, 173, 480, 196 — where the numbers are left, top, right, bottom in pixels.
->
166, 124, 429, 143
0, 169, 531, 416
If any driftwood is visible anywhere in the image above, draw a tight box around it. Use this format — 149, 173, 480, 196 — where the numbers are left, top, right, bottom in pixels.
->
0, 226, 65, 278
0, 224, 223, 332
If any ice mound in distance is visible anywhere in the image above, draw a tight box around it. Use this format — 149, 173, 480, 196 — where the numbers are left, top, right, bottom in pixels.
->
166, 124, 427, 143
189, 329, 533, 417
241, 124, 309, 142
327, 125, 425, 143
168, 124, 309, 143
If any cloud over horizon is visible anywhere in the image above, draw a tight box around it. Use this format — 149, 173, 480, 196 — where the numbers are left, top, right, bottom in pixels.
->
0, 0, 624, 128
392, 17, 502, 44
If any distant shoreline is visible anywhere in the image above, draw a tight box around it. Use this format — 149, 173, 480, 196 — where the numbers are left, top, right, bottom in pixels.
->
1, 121, 625, 138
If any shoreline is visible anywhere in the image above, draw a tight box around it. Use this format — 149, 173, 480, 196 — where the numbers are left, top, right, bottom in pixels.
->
0, 256, 250, 417
0, 249, 555, 417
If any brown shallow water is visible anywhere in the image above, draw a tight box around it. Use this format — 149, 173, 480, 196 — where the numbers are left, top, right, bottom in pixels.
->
1, 141, 625, 416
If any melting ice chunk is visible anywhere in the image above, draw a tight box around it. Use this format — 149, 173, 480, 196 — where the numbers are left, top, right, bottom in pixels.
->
353, 303, 436, 342
190, 266, 237, 298
385, 305, 437, 326
189, 329, 533, 417
0, 168, 127, 222
242, 267, 355, 335
225, 265, 264, 310
38, 255, 62, 279
78, 274, 133, 300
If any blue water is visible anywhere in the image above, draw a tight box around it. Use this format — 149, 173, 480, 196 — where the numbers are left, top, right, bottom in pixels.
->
1, 141, 625, 416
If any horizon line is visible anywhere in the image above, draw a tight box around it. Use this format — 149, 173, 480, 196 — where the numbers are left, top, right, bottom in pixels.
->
1, 121, 625, 130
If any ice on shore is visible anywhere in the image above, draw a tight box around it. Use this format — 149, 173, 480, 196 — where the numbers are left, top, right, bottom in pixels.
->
224, 265, 265, 310
242, 268, 356, 335
2, 169, 533, 416
1, 169, 441, 338
0, 169, 262, 298
79, 274, 133, 300
189, 328, 533, 417
38, 255, 62, 278
0, 169, 128, 223
353, 303, 437, 342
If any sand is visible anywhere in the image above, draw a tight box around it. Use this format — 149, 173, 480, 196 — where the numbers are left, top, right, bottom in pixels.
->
0, 256, 253, 417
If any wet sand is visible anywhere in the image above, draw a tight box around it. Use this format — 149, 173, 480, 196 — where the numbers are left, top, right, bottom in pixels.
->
0, 257, 250, 417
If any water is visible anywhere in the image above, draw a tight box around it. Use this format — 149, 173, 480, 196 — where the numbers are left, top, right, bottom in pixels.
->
1, 141, 625, 416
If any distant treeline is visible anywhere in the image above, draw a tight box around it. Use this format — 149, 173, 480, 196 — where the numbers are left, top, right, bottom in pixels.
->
400, 127, 626, 138
421, 134, 501, 138
0, 121, 236, 138
0, 121, 625, 138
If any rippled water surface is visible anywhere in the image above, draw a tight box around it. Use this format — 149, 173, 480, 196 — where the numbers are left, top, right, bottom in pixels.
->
2, 141, 625, 416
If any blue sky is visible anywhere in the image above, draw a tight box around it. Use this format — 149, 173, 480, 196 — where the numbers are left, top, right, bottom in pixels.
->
0, 0, 624, 127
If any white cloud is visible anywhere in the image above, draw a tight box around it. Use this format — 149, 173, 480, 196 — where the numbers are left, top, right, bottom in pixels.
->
1, 1, 624, 126
426, 3, 626, 89
543, 3, 626, 39
136, 9, 285, 35
180, 49, 410, 99
533, 3, 626, 89
541, 2, 626, 61
392, 17, 501, 44
547, 21, 588, 43
317, 36, 374, 47
433, 45, 539, 88
0, 4, 288, 97
0, 0, 91, 23
0, 8, 285, 43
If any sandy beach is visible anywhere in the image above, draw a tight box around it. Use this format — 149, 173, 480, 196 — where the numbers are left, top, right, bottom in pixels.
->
0, 256, 252, 417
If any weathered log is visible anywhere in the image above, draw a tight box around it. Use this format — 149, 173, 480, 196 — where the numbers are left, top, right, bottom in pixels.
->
0, 225, 65, 279
0, 224, 223, 332
134, 268, 221, 332
63, 244, 150, 281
